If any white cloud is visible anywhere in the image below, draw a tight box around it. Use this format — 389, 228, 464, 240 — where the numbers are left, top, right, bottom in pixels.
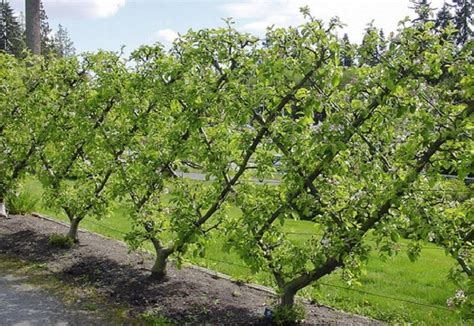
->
221, 0, 447, 42
11, 0, 126, 19
156, 28, 179, 43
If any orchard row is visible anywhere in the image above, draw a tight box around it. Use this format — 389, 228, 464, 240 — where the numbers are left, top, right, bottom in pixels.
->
0, 17, 472, 317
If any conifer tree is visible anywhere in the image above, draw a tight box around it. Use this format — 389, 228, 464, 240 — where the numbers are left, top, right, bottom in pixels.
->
340, 33, 353, 67
39, 0, 55, 55
53, 24, 75, 57
452, 0, 473, 45
0, 0, 25, 57
410, 0, 434, 23
435, 2, 454, 30
18, 11, 25, 34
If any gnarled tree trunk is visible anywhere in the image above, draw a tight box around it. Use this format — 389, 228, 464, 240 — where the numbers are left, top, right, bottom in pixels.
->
280, 287, 297, 308
66, 217, 81, 242
149, 237, 173, 280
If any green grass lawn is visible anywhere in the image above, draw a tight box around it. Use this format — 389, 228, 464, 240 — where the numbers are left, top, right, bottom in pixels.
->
18, 177, 467, 325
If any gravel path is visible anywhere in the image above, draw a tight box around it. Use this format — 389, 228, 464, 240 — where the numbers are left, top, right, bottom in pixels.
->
0, 272, 107, 326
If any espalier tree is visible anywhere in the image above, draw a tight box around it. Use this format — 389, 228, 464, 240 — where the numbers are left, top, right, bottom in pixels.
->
223, 19, 473, 317
111, 45, 186, 278
38, 51, 129, 241
0, 8, 471, 321
145, 15, 343, 280
121, 24, 268, 279
402, 177, 473, 315
0, 54, 33, 217
0, 53, 77, 218
399, 40, 473, 315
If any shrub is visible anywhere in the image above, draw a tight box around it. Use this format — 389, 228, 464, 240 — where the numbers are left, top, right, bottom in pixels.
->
6, 191, 39, 215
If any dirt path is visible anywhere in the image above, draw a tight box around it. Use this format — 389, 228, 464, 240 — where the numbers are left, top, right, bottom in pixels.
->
0, 272, 108, 326
0, 215, 382, 325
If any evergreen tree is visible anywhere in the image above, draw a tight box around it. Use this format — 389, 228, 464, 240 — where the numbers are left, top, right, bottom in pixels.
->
23, 1, 76, 57
452, 0, 473, 45
39, 0, 55, 55
18, 11, 25, 34
410, 0, 434, 23
340, 33, 353, 67
435, 2, 454, 30
53, 24, 75, 57
0, 0, 25, 57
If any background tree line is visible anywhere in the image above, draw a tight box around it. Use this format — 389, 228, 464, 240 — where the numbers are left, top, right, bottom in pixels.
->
340, 0, 473, 67
0, 0, 75, 57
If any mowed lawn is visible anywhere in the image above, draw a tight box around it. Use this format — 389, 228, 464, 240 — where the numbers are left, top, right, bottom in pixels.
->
19, 177, 465, 325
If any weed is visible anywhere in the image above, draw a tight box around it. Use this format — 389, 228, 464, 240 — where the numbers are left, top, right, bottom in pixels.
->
48, 233, 74, 249
29, 262, 48, 271
270, 303, 306, 325
139, 310, 176, 325
83, 303, 99, 311
6, 191, 39, 215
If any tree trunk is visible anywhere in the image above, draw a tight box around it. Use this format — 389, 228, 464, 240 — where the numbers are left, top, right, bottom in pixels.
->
280, 287, 297, 308
150, 248, 172, 280
66, 218, 80, 242
25, 0, 41, 54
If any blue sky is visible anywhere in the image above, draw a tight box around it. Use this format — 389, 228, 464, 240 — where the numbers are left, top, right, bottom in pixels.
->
11, 0, 447, 54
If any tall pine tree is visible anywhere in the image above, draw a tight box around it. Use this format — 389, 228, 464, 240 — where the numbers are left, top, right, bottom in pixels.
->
410, 0, 434, 23
435, 2, 454, 30
340, 33, 353, 67
0, 0, 25, 57
53, 24, 75, 57
452, 0, 473, 45
39, 0, 55, 55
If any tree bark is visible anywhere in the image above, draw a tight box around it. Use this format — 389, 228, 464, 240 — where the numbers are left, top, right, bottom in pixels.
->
150, 248, 172, 280
25, 0, 41, 54
280, 287, 297, 308
276, 258, 340, 312
66, 218, 81, 242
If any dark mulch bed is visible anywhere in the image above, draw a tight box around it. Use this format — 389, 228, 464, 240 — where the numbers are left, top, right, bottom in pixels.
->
0, 215, 381, 325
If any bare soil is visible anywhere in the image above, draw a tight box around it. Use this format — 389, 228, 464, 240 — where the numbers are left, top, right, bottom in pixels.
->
0, 215, 381, 325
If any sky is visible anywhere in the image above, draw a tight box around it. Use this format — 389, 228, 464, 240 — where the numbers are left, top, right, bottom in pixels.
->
10, 0, 448, 54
